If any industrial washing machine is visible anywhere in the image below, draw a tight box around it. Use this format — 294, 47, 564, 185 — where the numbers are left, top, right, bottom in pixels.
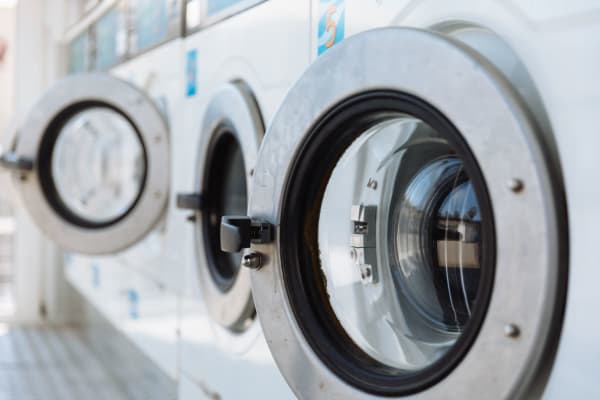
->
176, 0, 309, 398
218, 0, 598, 399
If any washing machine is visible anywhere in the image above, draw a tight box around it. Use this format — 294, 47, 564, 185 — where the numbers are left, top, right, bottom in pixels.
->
217, 0, 600, 398
175, 1, 309, 398
2, 0, 186, 383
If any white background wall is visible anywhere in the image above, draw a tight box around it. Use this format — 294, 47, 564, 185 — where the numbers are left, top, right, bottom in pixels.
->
3, 0, 88, 324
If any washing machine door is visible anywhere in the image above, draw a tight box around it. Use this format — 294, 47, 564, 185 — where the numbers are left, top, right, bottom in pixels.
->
220, 28, 566, 399
2, 74, 169, 254
177, 82, 263, 334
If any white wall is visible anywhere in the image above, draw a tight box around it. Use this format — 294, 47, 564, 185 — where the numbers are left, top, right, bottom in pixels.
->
10, 0, 74, 324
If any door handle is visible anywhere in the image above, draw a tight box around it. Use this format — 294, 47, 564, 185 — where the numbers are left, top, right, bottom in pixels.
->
220, 216, 273, 253
176, 192, 204, 210
176, 193, 205, 223
0, 152, 34, 172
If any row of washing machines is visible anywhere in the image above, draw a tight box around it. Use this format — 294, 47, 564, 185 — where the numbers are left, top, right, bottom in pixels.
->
2, 0, 600, 399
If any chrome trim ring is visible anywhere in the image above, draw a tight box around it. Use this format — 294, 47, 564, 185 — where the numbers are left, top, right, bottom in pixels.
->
15, 73, 169, 254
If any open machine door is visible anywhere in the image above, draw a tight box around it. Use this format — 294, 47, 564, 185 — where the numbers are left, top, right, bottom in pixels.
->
221, 28, 567, 399
177, 82, 263, 334
2, 74, 169, 254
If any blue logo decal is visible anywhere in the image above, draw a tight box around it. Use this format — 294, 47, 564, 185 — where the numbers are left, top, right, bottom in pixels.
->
91, 263, 100, 289
318, 0, 345, 55
127, 289, 139, 320
186, 50, 198, 97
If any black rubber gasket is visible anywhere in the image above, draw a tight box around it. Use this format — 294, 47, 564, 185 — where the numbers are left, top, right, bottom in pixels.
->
37, 101, 149, 230
279, 91, 496, 396
201, 124, 247, 293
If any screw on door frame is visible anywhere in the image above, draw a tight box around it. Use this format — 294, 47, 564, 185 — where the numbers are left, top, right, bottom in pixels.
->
507, 179, 524, 193
242, 251, 262, 270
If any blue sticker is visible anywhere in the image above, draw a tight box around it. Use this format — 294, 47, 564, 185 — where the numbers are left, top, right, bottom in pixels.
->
127, 289, 139, 320
91, 263, 101, 289
318, 0, 345, 55
186, 50, 197, 97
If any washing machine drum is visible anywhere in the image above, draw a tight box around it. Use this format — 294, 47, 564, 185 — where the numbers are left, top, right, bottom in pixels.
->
302, 99, 494, 372
223, 28, 566, 399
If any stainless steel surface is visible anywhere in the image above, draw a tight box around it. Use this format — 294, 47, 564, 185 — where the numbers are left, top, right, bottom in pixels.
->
242, 251, 262, 270
13, 74, 169, 254
350, 204, 378, 285
193, 82, 263, 333
248, 28, 564, 399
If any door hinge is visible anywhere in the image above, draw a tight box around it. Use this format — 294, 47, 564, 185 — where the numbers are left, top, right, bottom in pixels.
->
220, 216, 273, 253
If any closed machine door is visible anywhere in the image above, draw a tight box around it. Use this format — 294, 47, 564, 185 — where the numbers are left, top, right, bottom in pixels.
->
1, 74, 170, 254
220, 28, 567, 399
177, 82, 263, 334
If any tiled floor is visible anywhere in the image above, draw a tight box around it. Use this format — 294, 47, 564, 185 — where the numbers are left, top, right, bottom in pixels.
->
0, 325, 137, 400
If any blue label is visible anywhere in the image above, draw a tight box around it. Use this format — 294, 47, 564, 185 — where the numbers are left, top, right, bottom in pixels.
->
186, 50, 198, 97
91, 264, 100, 289
127, 289, 139, 320
318, 0, 345, 55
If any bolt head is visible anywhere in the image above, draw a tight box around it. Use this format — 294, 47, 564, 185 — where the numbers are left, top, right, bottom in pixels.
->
504, 323, 520, 338
367, 178, 378, 190
508, 179, 524, 193
242, 252, 262, 270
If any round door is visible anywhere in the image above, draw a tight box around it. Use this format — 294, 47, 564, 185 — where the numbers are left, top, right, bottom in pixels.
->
177, 82, 263, 334
2, 74, 169, 254
221, 28, 567, 398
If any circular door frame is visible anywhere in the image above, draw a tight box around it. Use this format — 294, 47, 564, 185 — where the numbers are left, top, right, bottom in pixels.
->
248, 28, 566, 399
15, 73, 169, 254
194, 82, 263, 334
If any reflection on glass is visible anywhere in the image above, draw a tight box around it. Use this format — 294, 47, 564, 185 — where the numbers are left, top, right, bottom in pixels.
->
51, 107, 145, 225
318, 117, 484, 371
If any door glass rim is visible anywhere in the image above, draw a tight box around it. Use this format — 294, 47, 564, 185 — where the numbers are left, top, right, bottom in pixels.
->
279, 89, 496, 396
37, 100, 149, 230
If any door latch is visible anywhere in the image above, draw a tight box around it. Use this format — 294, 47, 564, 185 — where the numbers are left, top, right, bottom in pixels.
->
176, 193, 204, 223
351, 204, 378, 285
176, 192, 204, 210
220, 216, 273, 253
0, 152, 34, 172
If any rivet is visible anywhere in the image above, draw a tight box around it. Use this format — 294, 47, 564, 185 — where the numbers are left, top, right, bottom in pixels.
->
367, 178, 378, 190
242, 251, 262, 270
154, 136, 162, 144
504, 323, 520, 338
508, 179, 524, 193
349, 248, 357, 262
